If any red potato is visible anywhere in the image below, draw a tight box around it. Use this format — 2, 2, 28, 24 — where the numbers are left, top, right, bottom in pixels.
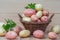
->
48, 32, 57, 39
33, 30, 44, 38
24, 9, 36, 17
41, 16, 48, 22
31, 15, 38, 22
5, 31, 18, 40
37, 19, 42, 23
42, 10, 49, 16
13, 25, 22, 35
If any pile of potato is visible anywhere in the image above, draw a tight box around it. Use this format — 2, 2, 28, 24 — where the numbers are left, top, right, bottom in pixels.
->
22, 3, 49, 23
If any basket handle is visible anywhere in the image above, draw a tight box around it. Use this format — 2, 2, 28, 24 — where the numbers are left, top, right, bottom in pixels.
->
48, 13, 54, 21
18, 13, 22, 19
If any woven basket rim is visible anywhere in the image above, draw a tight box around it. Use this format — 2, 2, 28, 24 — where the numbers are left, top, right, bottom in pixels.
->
21, 20, 51, 24
18, 13, 54, 24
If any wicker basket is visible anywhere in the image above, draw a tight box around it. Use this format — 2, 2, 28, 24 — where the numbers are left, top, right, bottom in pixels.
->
18, 13, 54, 34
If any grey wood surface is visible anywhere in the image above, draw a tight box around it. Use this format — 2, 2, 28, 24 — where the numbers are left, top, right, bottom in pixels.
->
0, 0, 60, 13
0, 13, 60, 40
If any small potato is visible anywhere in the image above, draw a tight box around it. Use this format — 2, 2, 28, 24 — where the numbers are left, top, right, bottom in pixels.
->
51, 25, 60, 34
35, 4, 43, 11
19, 30, 30, 38
13, 25, 22, 35
33, 30, 44, 38
5, 31, 17, 39
24, 9, 36, 17
0, 28, 6, 36
36, 11, 43, 18
31, 15, 38, 21
37, 19, 42, 23
48, 32, 57, 39
41, 16, 48, 22
22, 17, 32, 22
42, 10, 49, 16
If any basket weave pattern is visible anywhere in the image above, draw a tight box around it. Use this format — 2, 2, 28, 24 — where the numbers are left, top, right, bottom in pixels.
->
18, 13, 54, 34
22, 22, 50, 33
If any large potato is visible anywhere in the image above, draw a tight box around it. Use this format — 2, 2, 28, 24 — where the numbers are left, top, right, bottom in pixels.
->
19, 30, 30, 38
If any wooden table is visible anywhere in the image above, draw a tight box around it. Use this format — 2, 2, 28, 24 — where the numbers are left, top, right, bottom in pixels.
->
0, 13, 60, 40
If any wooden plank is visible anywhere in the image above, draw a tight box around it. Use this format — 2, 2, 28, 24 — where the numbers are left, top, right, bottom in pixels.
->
0, 0, 60, 13
20, 37, 30, 40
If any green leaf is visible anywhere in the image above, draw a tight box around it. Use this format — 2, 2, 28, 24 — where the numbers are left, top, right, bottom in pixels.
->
2, 19, 16, 31
25, 3, 36, 9
3, 24, 10, 32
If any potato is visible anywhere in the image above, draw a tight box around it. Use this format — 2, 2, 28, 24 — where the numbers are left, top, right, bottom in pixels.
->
24, 9, 36, 17
36, 11, 43, 18
0, 28, 6, 36
35, 4, 43, 11
19, 30, 30, 38
51, 25, 60, 34
22, 17, 32, 22
31, 15, 38, 21
5, 31, 17, 39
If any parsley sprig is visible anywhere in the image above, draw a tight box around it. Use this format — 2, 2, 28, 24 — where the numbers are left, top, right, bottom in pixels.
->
25, 3, 36, 9
2, 19, 16, 31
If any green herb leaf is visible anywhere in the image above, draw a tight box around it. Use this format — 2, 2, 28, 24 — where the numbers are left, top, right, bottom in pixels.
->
2, 19, 16, 31
25, 3, 36, 9
3, 24, 10, 32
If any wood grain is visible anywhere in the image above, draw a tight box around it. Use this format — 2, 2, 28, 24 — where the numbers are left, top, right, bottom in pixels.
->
0, 0, 60, 13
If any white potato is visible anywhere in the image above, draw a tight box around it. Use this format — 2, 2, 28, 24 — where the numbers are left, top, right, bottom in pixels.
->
22, 17, 32, 22
52, 25, 60, 34
36, 11, 43, 18
0, 28, 6, 36
35, 4, 43, 11
19, 30, 30, 37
